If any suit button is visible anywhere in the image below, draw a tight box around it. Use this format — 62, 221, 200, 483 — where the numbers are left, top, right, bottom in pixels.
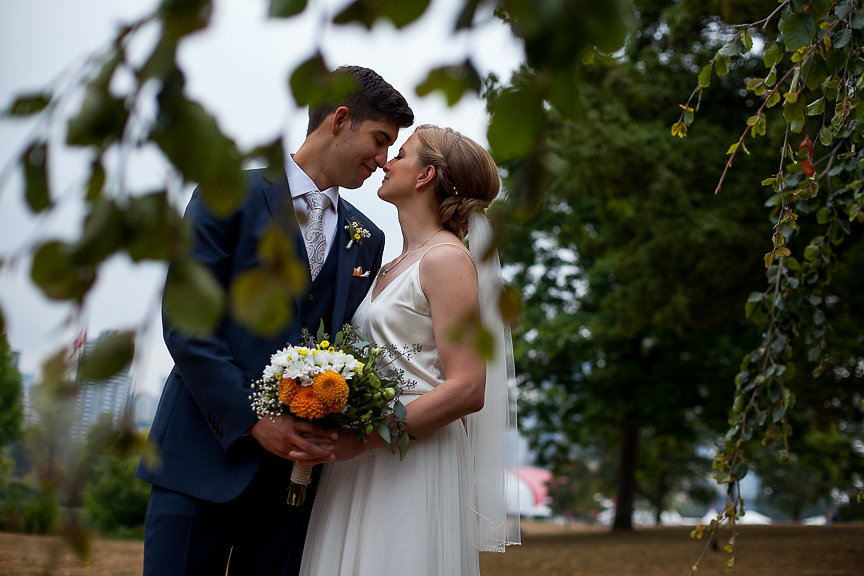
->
307, 294, 315, 302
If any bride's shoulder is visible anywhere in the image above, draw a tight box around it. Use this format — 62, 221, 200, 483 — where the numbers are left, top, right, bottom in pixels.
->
420, 241, 472, 266
418, 241, 476, 287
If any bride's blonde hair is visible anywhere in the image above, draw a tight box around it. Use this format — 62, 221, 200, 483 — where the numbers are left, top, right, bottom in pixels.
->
413, 125, 500, 239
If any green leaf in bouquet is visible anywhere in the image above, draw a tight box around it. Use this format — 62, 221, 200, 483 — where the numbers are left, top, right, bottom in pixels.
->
394, 400, 407, 420
378, 422, 391, 446
316, 319, 327, 344
398, 431, 409, 460
78, 330, 136, 382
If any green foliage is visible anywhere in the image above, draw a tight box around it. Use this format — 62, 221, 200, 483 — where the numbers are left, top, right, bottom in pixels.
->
668, 0, 864, 567
0, 481, 59, 534
0, 334, 24, 450
3, 0, 862, 556
83, 453, 149, 535
77, 331, 135, 382
500, 5, 774, 529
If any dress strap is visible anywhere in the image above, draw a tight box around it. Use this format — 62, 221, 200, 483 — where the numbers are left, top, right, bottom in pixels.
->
418, 242, 472, 263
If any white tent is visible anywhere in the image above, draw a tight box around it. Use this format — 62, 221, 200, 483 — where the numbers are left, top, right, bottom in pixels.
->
506, 466, 552, 518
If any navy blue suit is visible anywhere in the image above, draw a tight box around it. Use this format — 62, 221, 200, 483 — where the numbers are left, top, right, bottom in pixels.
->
137, 168, 384, 575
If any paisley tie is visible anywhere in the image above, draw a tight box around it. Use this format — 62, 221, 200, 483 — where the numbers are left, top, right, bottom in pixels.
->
303, 191, 329, 280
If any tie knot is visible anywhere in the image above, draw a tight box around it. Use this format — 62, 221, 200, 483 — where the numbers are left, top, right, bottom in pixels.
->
305, 190, 329, 212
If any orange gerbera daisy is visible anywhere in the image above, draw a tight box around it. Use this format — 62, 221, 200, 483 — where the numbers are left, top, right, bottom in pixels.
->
289, 386, 328, 420
312, 370, 349, 412
278, 377, 299, 406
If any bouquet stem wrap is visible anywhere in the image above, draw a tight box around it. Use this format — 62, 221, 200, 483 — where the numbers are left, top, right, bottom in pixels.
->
287, 462, 313, 506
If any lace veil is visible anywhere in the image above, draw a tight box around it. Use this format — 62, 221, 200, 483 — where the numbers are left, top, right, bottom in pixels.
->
466, 211, 521, 552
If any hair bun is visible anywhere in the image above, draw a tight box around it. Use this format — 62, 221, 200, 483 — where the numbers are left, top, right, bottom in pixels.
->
414, 124, 500, 239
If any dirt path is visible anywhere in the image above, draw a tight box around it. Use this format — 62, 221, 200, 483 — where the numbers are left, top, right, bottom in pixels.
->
1, 523, 862, 575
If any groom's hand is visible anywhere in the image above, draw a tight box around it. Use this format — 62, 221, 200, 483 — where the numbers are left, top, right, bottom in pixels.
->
249, 415, 338, 463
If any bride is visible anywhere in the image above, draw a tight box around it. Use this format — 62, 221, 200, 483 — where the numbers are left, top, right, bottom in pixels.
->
298, 124, 520, 575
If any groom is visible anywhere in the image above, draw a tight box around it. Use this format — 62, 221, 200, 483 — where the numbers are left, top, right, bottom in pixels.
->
137, 65, 414, 575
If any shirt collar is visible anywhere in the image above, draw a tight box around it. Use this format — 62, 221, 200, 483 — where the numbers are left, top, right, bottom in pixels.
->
285, 153, 339, 211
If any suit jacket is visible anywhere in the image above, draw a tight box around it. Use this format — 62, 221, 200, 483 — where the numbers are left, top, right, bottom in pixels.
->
136, 168, 385, 503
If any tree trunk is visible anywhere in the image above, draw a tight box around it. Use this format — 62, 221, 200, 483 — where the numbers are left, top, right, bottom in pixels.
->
654, 472, 668, 525
613, 419, 639, 531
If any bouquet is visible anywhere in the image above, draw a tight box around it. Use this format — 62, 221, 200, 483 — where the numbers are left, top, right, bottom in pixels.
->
250, 323, 415, 505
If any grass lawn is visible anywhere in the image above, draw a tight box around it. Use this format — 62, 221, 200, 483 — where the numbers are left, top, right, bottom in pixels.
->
1, 522, 861, 575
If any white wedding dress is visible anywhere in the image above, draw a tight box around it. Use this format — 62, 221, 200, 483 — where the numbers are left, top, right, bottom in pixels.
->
299, 244, 481, 576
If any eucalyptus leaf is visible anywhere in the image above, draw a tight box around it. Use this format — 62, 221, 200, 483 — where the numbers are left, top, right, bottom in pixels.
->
780, 13, 817, 51
75, 198, 125, 265
698, 63, 712, 88
268, 0, 306, 18
163, 257, 224, 336
730, 463, 748, 481
152, 84, 244, 216
23, 142, 51, 213
377, 422, 391, 445
124, 191, 185, 262
763, 44, 781, 68
78, 330, 136, 382
86, 158, 106, 203
30, 241, 95, 302
289, 53, 355, 108
415, 61, 482, 106
714, 54, 729, 77
230, 268, 294, 337
333, 0, 429, 30
833, 28, 852, 49
5, 92, 52, 117
487, 86, 541, 162
66, 87, 128, 148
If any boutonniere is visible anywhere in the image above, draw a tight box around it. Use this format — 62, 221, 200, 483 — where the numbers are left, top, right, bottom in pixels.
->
344, 217, 371, 250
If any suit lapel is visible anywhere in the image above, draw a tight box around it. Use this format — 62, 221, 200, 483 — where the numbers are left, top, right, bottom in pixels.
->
330, 202, 362, 336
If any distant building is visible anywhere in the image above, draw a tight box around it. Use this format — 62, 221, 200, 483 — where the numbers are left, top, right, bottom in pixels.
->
132, 393, 159, 431
70, 331, 134, 444
20, 371, 37, 426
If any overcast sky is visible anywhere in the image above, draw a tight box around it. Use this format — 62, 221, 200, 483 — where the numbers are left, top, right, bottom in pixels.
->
0, 0, 524, 397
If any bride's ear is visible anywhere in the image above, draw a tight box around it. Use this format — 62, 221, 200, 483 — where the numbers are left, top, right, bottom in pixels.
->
416, 165, 435, 189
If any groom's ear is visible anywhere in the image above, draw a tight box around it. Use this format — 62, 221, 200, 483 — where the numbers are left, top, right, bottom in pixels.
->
416, 165, 435, 189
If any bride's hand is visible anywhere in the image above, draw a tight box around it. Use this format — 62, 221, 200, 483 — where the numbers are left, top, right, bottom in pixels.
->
249, 415, 337, 463
294, 428, 380, 465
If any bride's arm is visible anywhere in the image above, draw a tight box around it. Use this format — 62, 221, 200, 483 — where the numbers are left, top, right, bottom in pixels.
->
300, 244, 485, 464
400, 244, 486, 438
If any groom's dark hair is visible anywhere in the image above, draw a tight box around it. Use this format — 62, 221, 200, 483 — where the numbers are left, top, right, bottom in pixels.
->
306, 65, 414, 135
